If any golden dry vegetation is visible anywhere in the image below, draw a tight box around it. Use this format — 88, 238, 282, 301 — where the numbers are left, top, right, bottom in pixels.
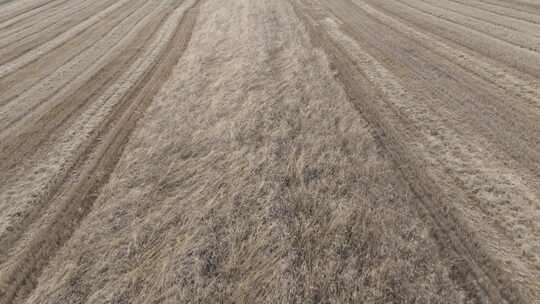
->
0, 0, 539, 303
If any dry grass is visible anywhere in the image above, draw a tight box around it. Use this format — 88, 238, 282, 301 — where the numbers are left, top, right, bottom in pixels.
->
7, 0, 539, 301
21, 0, 477, 303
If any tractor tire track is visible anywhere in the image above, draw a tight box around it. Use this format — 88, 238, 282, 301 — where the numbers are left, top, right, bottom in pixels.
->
365, 0, 540, 78
0, 0, 201, 303
0, 0, 135, 77
0, 0, 126, 66
339, 0, 540, 183
0, 0, 68, 31
0, 0, 118, 65
0, 0, 64, 25
475, 0, 540, 15
332, 2, 540, 299
447, 0, 540, 26
0, 0, 148, 108
0, 0, 173, 254
349, 0, 540, 184
393, 0, 540, 53
417, 0, 540, 39
0, 0, 157, 132
0, 0, 85, 39
289, 0, 532, 302
348, 0, 540, 117
0, 0, 103, 49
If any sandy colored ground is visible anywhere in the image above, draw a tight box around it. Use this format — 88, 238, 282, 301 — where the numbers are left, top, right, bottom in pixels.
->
0, 0, 539, 303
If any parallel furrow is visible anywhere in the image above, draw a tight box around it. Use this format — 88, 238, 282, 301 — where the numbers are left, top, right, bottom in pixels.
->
475, 0, 540, 15
0, 1, 202, 303
448, 0, 540, 26
0, 0, 69, 32
417, 0, 540, 39
354, 1, 540, 113
343, 0, 540, 172
0, 0, 148, 109
0, 0, 123, 66
0, 0, 135, 78
0, 0, 167, 252
0, 0, 101, 48
365, 0, 540, 79
350, 0, 540, 177
341, 1, 540, 293
0, 0, 62, 25
393, 0, 540, 54
289, 0, 528, 303
0, 0, 153, 132
349, 0, 540, 299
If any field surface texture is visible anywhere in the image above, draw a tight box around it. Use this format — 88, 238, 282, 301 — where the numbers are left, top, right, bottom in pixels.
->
0, 0, 539, 303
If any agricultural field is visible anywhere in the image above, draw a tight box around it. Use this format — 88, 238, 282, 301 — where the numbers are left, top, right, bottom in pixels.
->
0, 0, 539, 303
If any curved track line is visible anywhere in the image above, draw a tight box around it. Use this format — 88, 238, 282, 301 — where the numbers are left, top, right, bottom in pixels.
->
0, 1, 202, 302
417, 0, 540, 39
0, 0, 134, 78
0, 0, 154, 131
474, 0, 540, 15
0, 0, 64, 25
0, 0, 123, 66
0, 0, 149, 108
447, 0, 540, 26
0, 1, 168, 249
0, 0, 68, 31
0, 1, 162, 172
350, 0, 540, 171
339, 0, 540, 291
364, 0, 540, 78
393, 0, 540, 54
0, 0, 101, 47
356, 0, 540, 113
289, 0, 528, 302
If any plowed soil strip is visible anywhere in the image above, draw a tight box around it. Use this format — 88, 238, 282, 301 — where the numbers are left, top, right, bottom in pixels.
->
0, 0, 77, 37
341, 0, 540, 187
0, 0, 170, 256
366, 0, 540, 78
0, 1, 201, 303
0, 4, 172, 249
0, 13, 168, 254
0, 0, 149, 108
334, 0, 540, 299
475, 0, 540, 15
448, 0, 540, 26
0, 0, 124, 66
0, 0, 156, 132
353, 0, 540, 116
349, 0, 540, 192
0, 1, 164, 175
418, 0, 540, 38
0, 0, 133, 77
0, 0, 69, 31
394, 0, 540, 52
289, 0, 526, 303
0, 0, 102, 48
0, 0, 64, 25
